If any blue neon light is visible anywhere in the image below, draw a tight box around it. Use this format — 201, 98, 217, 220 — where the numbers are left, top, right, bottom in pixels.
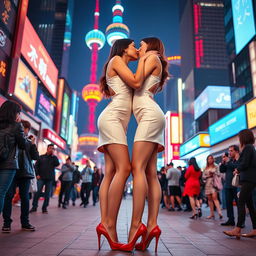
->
209, 105, 247, 146
232, 0, 256, 54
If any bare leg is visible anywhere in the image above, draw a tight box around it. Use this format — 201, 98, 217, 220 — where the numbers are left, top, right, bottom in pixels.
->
105, 144, 131, 242
212, 192, 222, 216
145, 145, 161, 232
163, 194, 169, 208
175, 196, 182, 207
189, 196, 196, 215
170, 196, 175, 209
99, 151, 115, 225
207, 195, 214, 217
128, 141, 156, 242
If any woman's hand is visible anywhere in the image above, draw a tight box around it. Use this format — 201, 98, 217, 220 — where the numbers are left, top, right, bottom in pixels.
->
233, 169, 239, 175
140, 50, 159, 60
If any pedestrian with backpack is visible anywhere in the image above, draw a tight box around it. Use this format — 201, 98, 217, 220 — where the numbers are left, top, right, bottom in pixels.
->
0, 101, 26, 213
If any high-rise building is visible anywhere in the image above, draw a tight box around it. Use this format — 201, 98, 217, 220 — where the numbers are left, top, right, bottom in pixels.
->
180, 0, 229, 141
224, 0, 256, 108
27, 0, 74, 79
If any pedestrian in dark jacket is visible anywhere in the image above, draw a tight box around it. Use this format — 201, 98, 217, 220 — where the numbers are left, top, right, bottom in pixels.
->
92, 167, 101, 206
2, 120, 39, 233
69, 164, 81, 206
0, 101, 26, 214
30, 144, 59, 213
220, 146, 239, 226
224, 129, 256, 239
58, 157, 74, 209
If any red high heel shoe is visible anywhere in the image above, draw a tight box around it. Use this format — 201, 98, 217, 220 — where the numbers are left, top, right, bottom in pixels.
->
96, 223, 124, 250
120, 223, 147, 252
135, 225, 161, 252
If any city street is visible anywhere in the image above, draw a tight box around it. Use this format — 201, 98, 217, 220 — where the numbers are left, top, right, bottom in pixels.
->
0, 196, 255, 256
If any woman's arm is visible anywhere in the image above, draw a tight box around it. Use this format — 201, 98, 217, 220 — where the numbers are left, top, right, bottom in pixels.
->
112, 52, 156, 89
143, 54, 160, 81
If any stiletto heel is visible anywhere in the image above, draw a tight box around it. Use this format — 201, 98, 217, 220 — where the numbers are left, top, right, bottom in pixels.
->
97, 232, 101, 250
135, 225, 162, 252
120, 223, 147, 252
96, 223, 124, 250
189, 214, 198, 219
155, 232, 160, 252
198, 208, 202, 218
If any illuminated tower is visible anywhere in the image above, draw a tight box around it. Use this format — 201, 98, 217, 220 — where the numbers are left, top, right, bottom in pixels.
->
82, 0, 105, 133
105, 0, 130, 46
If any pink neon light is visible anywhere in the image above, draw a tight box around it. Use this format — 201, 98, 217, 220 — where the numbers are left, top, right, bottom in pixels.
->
193, 4, 203, 68
88, 102, 97, 133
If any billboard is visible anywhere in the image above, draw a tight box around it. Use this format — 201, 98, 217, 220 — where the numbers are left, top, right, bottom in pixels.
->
180, 133, 210, 157
60, 92, 70, 140
14, 59, 38, 111
0, 0, 18, 37
194, 86, 232, 119
35, 88, 55, 128
232, 0, 256, 54
20, 17, 58, 98
209, 105, 247, 146
246, 98, 256, 129
0, 47, 9, 91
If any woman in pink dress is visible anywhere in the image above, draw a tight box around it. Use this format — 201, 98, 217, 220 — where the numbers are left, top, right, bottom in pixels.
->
183, 157, 202, 219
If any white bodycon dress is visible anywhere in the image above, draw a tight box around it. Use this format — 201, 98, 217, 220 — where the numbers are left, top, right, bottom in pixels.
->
133, 74, 165, 152
97, 75, 132, 153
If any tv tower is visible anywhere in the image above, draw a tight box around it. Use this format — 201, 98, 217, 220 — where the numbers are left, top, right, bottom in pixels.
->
106, 0, 130, 46
82, 0, 105, 134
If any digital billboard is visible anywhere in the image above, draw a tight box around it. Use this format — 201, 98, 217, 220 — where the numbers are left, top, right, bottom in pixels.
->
194, 86, 232, 119
0, 47, 9, 91
209, 105, 247, 146
180, 133, 210, 157
246, 98, 256, 129
0, 0, 18, 37
14, 59, 38, 111
232, 0, 256, 54
20, 17, 58, 98
35, 88, 55, 128
60, 92, 70, 139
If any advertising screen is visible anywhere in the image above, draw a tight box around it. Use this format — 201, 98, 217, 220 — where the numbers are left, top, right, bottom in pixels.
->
232, 0, 256, 54
60, 92, 70, 139
0, 0, 18, 37
0, 47, 9, 91
180, 133, 210, 157
246, 98, 256, 129
20, 17, 58, 98
14, 59, 38, 111
209, 105, 247, 145
194, 86, 232, 119
35, 88, 55, 128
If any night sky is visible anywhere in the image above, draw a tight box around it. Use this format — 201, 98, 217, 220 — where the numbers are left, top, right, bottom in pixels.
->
68, 0, 180, 154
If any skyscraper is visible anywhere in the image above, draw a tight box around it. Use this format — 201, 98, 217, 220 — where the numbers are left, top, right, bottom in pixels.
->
224, 0, 256, 108
180, 0, 229, 141
27, 0, 74, 80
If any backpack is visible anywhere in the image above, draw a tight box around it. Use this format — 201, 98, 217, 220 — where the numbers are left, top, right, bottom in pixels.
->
0, 129, 10, 162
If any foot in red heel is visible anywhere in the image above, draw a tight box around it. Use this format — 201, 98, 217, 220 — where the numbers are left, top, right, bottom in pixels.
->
96, 223, 124, 250
120, 223, 147, 252
135, 225, 162, 252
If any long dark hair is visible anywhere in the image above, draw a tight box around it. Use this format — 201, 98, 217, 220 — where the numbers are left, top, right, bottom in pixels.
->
206, 154, 215, 168
0, 100, 22, 128
141, 37, 169, 91
238, 129, 255, 147
188, 157, 200, 172
100, 38, 134, 97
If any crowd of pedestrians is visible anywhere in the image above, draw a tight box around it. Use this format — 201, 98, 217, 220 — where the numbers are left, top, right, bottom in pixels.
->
158, 128, 256, 239
0, 100, 255, 240
0, 100, 103, 234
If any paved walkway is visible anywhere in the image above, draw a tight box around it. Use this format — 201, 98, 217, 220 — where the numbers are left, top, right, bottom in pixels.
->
0, 196, 255, 255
